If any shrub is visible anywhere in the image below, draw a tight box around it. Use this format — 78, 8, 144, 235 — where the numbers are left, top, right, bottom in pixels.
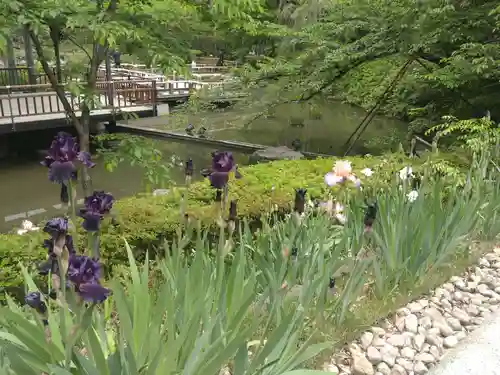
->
0, 151, 465, 295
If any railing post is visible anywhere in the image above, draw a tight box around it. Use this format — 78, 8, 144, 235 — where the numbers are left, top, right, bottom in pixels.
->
152, 80, 158, 116
6, 86, 15, 132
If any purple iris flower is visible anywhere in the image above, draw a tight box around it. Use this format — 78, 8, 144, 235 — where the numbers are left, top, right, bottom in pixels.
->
205, 151, 235, 189
79, 191, 114, 232
41, 132, 95, 183
43, 217, 68, 238
25, 291, 47, 314
67, 255, 110, 303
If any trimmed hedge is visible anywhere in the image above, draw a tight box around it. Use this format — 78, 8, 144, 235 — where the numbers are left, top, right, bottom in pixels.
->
0, 152, 465, 295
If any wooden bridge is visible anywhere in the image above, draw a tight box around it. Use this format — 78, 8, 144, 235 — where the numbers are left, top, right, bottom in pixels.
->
0, 66, 232, 133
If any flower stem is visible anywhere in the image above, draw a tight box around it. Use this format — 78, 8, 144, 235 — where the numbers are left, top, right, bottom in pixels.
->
88, 232, 100, 260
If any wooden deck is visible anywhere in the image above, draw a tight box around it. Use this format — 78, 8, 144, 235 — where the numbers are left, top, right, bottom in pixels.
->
0, 65, 231, 132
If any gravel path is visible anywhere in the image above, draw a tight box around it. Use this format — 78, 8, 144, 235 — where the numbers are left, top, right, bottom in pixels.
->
324, 246, 500, 375
428, 309, 500, 375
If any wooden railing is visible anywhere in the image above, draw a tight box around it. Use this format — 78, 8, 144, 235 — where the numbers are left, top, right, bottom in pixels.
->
0, 81, 156, 121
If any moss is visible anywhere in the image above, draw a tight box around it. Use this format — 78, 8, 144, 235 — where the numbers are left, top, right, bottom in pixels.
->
0, 153, 464, 295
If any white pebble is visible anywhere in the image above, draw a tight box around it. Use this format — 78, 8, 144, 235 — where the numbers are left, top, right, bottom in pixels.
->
414, 353, 435, 364
443, 335, 458, 348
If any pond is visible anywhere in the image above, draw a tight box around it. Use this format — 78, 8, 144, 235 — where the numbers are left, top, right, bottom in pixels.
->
0, 100, 405, 232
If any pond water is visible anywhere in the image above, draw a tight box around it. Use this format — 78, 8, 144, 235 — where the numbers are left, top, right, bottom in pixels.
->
0, 100, 405, 232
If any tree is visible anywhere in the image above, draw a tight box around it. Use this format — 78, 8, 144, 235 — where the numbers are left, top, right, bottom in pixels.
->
232, 0, 500, 132
0, 0, 263, 191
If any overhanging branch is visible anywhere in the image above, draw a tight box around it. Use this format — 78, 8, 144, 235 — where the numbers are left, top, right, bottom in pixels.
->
29, 27, 84, 134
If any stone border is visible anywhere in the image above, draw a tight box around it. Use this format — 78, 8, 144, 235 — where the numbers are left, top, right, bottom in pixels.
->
324, 246, 500, 375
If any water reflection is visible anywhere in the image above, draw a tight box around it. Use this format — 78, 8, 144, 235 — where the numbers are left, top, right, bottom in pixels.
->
0, 101, 405, 232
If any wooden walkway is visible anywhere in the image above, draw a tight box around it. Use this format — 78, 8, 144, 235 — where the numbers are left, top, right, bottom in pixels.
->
0, 66, 232, 132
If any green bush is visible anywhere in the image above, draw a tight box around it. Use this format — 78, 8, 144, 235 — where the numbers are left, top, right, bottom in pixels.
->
0, 152, 465, 295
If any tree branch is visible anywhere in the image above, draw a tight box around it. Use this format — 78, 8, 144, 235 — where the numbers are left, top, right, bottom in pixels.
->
29, 27, 84, 135
64, 33, 92, 62
241, 51, 393, 129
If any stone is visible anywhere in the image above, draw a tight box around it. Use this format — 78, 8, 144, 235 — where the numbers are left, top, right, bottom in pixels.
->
395, 316, 406, 332
372, 327, 386, 337
250, 146, 304, 163
397, 307, 411, 316
472, 317, 484, 325
434, 288, 450, 299
405, 314, 418, 333
413, 362, 428, 375
380, 344, 398, 367
443, 283, 455, 292
367, 347, 382, 365
325, 364, 340, 373
466, 305, 480, 317
387, 335, 406, 348
408, 302, 423, 314
396, 358, 413, 372
350, 343, 363, 355
470, 296, 484, 305
453, 279, 467, 291
400, 347, 415, 360
429, 345, 440, 360
352, 353, 375, 375
419, 299, 429, 308
425, 334, 442, 348
433, 321, 454, 337
418, 316, 432, 329
427, 327, 440, 337
413, 334, 425, 351
414, 353, 435, 364
446, 317, 462, 331
440, 299, 452, 311
391, 363, 408, 375
477, 284, 493, 297
478, 258, 490, 268
361, 332, 374, 350
451, 308, 471, 324
452, 291, 464, 301
372, 336, 386, 347
377, 362, 391, 375
443, 335, 458, 348
424, 308, 446, 326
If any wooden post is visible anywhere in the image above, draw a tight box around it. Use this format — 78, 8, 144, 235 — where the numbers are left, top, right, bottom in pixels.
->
152, 80, 158, 116
105, 51, 114, 106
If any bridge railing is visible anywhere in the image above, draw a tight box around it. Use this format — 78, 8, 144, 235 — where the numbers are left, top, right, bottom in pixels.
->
0, 81, 157, 121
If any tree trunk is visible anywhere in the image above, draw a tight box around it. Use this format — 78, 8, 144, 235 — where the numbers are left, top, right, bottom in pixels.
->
50, 27, 63, 84
23, 26, 36, 85
5, 35, 18, 85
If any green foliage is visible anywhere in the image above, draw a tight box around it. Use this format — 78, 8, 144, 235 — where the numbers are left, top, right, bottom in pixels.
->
0, 215, 360, 375
0, 146, 498, 374
233, 0, 500, 139
0, 153, 465, 295
426, 116, 500, 155
94, 133, 181, 192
